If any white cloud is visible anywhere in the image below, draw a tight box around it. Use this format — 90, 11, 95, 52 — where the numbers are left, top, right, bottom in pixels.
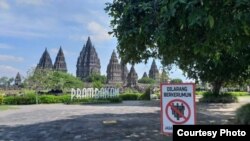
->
0, 65, 21, 77
0, 43, 13, 49
0, 55, 24, 62
0, 12, 60, 39
16, 0, 46, 6
0, 0, 9, 10
87, 21, 112, 42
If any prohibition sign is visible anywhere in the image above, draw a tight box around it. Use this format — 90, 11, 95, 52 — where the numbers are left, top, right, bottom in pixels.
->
165, 99, 191, 124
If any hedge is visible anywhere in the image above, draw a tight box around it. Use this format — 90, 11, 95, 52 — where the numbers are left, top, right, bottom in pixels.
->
236, 104, 250, 124
196, 91, 249, 96
119, 93, 141, 100
199, 92, 238, 103
3, 94, 121, 105
0, 95, 3, 105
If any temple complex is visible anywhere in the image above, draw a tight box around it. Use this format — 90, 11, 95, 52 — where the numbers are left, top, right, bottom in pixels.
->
149, 60, 159, 82
34, 37, 162, 88
127, 65, 138, 87
106, 51, 122, 84
36, 48, 53, 70
76, 37, 101, 80
53, 47, 67, 72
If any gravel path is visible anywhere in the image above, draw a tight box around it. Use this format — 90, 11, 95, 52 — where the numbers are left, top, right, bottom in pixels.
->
0, 98, 249, 141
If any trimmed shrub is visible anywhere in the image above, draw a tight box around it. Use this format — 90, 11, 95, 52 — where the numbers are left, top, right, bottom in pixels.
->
39, 95, 60, 104
236, 104, 250, 124
0, 95, 3, 105
4, 94, 36, 105
138, 87, 151, 100
120, 93, 140, 100
3, 94, 121, 105
108, 97, 122, 103
199, 92, 238, 103
138, 77, 155, 84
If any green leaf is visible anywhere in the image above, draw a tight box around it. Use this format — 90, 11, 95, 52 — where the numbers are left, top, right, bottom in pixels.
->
208, 15, 214, 28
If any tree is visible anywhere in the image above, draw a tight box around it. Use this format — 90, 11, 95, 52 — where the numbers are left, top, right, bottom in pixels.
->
86, 73, 107, 84
105, 0, 250, 95
0, 77, 14, 87
138, 77, 156, 84
24, 69, 84, 91
170, 78, 183, 84
160, 68, 169, 83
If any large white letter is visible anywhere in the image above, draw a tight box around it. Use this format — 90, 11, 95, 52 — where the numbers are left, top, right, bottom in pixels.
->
177, 129, 183, 136
71, 88, 76, 100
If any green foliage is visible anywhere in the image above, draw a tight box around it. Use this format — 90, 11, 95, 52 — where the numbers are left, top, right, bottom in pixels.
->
0, 93, 3, 105
105, 0, 250, 95
196, 91, 207, 95
160, 69, 169, 83
196, 91, 249, 96
170, 78, 183, 83
108, 97, 122, 103
123, 88, 139, 93
236, 104, 250, 124
120, 93, 141, 100
138, 77, 155, 84
24, 69, 84, 91
3, 94, 121, 105
0, 77, 15, 87
86, 73, 106, 83
92, 80, 103, 89
228, 92, 249, 96
199, 92, 238, 103
39, 95, 60, 104
4, 94, 37, 105
138, 87, 151, 100
22, 89, 36, 95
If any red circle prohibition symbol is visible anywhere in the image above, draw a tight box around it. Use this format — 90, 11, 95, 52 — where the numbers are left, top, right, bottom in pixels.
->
165, 99, 191, 124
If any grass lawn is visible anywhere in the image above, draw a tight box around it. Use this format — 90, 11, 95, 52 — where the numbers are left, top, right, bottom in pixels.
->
0, 105, 18, 111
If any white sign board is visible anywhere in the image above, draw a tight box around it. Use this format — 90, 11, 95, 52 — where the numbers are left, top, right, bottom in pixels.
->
161, 83, 196, 135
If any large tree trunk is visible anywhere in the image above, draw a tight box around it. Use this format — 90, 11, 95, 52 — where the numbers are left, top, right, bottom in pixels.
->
212, 81, 223, 95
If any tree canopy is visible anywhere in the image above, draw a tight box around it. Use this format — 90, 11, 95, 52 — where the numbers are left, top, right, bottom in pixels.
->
105, 0, 250, 94
24, 69, 84, 91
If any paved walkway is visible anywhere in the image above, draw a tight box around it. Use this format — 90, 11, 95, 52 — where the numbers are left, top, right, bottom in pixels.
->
0, 98, 249, 141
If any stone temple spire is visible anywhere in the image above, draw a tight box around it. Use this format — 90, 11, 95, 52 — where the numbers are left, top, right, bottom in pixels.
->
127, 65, 138, 87
36, 48, 53, 70
76, 37, 101, 80
54, 46, 67, 72
149, 59, 159, 82
14, 72, 21, 86
106, 50, 122, 84
120, 60, 128, 84
142, 72, 148, 78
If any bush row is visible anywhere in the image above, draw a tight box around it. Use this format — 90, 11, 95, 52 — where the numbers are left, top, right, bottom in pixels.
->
2, 94, 122, 105
0, 95, 3, 105
236, 103, 250, 124
196, 91, 249, 96
199, 92, 238, 103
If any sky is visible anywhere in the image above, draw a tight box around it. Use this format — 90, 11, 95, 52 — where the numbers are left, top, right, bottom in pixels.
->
0, 0, 193, 82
